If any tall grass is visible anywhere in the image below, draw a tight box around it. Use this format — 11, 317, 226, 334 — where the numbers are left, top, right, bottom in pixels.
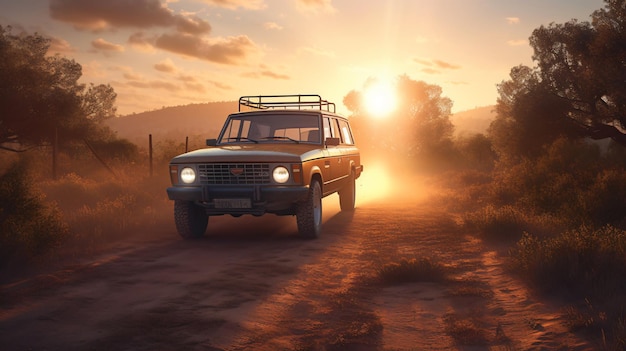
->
510, 226, 626, 296
40, 171, 170, 248
442, 137, 626, 348
510, 226, 626, 350
0, 145, 173, 276
0, 158, 69, 268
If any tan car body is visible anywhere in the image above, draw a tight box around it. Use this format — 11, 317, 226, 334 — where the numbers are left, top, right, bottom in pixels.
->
166, 96, 362, 238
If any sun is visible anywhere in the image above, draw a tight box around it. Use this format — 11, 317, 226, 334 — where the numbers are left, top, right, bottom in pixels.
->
363, 79, 397, 118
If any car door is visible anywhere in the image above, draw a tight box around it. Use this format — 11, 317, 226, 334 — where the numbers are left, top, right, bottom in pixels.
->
323, 116, 343, 192
337, 118, 358, 180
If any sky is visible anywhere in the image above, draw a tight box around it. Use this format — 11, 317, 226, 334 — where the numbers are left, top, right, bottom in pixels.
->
0, 0, 607, 116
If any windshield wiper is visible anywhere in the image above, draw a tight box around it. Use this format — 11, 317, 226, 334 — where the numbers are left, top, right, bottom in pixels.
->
260, 136, 300, 143
224, 137, 259, 143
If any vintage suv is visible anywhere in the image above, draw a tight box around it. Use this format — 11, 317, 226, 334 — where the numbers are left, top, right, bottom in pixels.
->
167, 94, 363, 239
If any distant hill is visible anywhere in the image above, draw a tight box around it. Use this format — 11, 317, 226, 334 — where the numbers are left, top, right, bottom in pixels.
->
107, 102, 497, 146
106, 101, 238, 145
451, 105, 496, 137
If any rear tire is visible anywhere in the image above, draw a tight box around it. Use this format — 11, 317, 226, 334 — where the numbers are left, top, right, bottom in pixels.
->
296, 180, 322, 239
174, 200, 208, 239
339, 172, 356, 211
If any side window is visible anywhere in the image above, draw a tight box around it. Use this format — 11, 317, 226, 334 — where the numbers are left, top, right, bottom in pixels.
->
338, 120, 353, 145
225, 119, 251, 140
323, 117, 332, 139
330, 118, 340, 141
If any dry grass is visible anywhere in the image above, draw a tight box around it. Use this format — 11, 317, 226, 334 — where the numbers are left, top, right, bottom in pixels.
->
0, 148, 172, 277
376, 257, 448, 286
443, 312, 490, 346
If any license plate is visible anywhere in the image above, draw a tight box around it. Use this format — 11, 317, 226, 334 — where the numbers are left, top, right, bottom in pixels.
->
214, 198, 251, 209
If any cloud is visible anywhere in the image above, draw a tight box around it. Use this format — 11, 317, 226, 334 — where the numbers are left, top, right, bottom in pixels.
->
296, 0, 336, 14
208, 80, 233, 90
154, 58, 178, 73
507, 39, 528, 46
413, 58, 433, 67
155, 33, 258, 64
128, 31, 156, 51
177, 74, 207, 93
506, 17, 520, 24
123, 71, 144, 81
260, 70, 290, 79
174, 15, 212, 34
264, 22, 283, 30
48, 36, 75, 54
195, 0, 265, 10
91, 38, 125, 52
49, 0, 210, 34
414, 58, 461, 73
433, 59, 461, 70
242, 66, 290, 80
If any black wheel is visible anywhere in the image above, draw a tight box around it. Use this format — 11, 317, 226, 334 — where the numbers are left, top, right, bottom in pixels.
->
296, 179, 322, 239
174, 200, 208, 239
339, 171, 356, 211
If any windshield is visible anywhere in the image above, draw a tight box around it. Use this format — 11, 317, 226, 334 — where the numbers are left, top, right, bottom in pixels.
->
219, 113, 322, 144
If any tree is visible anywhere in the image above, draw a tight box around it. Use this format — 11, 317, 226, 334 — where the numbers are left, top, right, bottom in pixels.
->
490, 65, 574, 160
0, 26, 117, 152
493, 0, 626, 160
344, 75, 453, 160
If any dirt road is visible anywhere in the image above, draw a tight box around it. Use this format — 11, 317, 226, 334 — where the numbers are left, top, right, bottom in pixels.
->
0, 183, 596, 350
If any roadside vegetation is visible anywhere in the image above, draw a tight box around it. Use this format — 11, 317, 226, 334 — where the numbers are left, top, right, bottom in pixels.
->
346, 1, 626, 348
1, 0, 626, 348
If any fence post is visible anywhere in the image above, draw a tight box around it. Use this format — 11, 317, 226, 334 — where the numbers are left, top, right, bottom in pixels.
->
149, 134, 153, 177
185, 136, 189, 153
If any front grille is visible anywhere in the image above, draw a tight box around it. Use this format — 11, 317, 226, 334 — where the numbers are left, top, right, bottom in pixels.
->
198, 164, 271, 185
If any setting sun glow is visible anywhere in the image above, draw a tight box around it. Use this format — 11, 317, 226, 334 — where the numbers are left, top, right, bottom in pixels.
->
0, 1, 604, 116
363, 80, 397, 118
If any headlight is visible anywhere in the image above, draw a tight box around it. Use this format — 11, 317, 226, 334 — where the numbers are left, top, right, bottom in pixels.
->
180, 167, 196, 184
272, 166, 290, 183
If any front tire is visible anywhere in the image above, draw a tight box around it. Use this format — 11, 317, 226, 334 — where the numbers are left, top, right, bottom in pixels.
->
339, 172, 356, 211
296, 180, 322, 239
174, 200, 208, 239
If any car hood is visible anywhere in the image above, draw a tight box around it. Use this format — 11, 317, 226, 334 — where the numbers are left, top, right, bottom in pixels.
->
170, 143, 324, 163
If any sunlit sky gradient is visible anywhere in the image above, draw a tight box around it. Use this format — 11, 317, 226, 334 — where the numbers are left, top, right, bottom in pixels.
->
0, 0, 605, 116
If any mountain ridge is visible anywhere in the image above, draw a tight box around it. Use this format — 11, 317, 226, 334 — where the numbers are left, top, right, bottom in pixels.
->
106, 101, 496, 145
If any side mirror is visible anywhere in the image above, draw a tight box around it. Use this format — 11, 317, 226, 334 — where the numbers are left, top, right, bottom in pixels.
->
206, 138, 217, 146
325, 137, 340, 146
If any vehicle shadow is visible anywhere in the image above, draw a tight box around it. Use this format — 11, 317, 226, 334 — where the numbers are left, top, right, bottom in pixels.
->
196, 197, 356, 244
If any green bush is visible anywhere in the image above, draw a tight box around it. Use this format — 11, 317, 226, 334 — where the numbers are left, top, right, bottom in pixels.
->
0, 158, 69, 267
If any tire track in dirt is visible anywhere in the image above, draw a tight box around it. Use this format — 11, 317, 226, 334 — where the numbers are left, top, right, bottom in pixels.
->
209, 198, 596, 350
0, 195, 597, 350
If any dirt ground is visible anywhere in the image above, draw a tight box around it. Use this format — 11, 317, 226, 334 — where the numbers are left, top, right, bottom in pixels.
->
0, 172, 598, 350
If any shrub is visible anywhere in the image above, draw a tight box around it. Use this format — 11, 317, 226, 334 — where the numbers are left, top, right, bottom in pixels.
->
41, 171, 169, 246
510, 226, 626, 296
463, 205, 528, 242
0, 158, 69, 268
376, 257, 447, 285
582, 169, 626, 226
